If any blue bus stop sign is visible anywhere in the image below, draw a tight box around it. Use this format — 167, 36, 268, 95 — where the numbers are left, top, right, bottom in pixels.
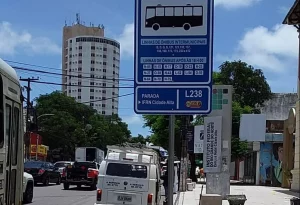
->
134, 0, 214, 114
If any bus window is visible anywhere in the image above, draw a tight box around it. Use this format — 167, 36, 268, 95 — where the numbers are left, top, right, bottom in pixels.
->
174, 7, 183, 16
5, 104, 11, 167
165, 7, 173, 16
184, 7, 193, 16
193, 7, 203, 16
156, 7, 164, 16
0, 76, 3, 148
12, 107, 19, 166
146, 8, 155, 19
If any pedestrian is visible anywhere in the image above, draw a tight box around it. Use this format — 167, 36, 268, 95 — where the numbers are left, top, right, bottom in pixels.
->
161, 161, 169, 203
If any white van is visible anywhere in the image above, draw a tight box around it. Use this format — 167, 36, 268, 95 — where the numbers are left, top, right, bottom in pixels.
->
95, 151, 161, 205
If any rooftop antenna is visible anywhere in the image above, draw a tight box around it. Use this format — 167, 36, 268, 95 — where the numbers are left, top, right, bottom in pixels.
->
76, 13, 80, 24
64, 20, 67, 26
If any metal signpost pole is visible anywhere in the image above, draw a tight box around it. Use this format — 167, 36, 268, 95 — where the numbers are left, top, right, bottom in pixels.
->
134, 0, 214, 203
168, 115, 175, 205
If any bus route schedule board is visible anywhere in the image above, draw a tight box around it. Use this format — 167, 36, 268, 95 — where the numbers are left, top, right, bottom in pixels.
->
134, 0, 214, 115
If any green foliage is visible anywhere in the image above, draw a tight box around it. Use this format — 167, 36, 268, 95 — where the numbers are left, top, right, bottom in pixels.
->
218, 60, 272, 107
231, 137, 248, 160
142, 115, 182, 153
129, 134, 150, 144
35, 91, 131, 158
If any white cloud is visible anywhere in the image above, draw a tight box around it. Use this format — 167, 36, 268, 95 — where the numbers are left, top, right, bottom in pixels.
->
123, 114, 143, 125
117, 23, 134, 57
278, 6, 289, 14
215, 0, 260, 9
0, 21, 61, 55
224, 24, 298, 73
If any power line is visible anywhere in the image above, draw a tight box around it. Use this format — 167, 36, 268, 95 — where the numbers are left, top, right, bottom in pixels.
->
13, 66, 134, 82
29, 80, 133, 89
5, 59, 134, 81
81, 93, 133, 104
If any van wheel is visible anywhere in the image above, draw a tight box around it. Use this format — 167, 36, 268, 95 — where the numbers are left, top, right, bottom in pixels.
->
23, 182, 33, 204
152, 23, 160, 31
77, 184, 81, 189
63, 183, 70, 190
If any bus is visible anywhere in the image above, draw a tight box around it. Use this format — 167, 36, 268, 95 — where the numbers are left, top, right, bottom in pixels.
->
145, 4, 204, 31
0, 58, 24, 205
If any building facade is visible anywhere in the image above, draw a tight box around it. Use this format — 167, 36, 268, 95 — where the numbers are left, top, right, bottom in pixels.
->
62, 21, 120, 115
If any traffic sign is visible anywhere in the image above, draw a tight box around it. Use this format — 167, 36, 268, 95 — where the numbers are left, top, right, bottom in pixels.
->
134, 0, 213, 114
135, 86, 211, 114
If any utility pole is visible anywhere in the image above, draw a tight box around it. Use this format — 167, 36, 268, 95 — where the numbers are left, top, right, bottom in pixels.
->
179, 115, 192, 192
20, 77, 39, 160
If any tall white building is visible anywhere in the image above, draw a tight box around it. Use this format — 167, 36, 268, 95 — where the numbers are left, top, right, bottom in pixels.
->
62, 18, 120, 115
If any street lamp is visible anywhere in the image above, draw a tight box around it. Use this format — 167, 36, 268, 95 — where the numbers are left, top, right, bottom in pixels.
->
37, 114, 55, 120
283, 0, 300, 192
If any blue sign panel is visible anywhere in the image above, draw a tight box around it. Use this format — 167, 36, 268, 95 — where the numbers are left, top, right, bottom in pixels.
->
135, 86, 211, 114
134, 0, 213, 114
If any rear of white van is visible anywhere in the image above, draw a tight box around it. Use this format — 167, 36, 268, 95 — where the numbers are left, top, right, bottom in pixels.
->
96, 160, 157, 205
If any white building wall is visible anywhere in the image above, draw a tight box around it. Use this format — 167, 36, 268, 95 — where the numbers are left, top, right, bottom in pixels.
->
64, 36, 120, 115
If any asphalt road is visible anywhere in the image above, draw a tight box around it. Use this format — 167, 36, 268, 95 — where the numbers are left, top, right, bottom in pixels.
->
31, 183, 96, 205
31, 183, 166, 205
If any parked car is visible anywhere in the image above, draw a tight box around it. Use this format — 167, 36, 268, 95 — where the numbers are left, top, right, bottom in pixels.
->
54, 161, 74, 182
24, 161, 61, 186
23, 172, 34, 204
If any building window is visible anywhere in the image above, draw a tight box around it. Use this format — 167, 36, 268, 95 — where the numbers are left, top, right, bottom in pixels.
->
91, 53, 95, 57
103, 55, 107, 58
90, 96, 94, 99
112, 105, 114, 109
103, 48, 107, 51
78, 74, 82, 78
78, 67, 82, 71
68, 90, 71, 93
102, 111, 106, 115
103, 62, 107, 65
91, 68, 95, 71
103, 76, 106, 79
78, 60, 82, 64
113, 64, 115, 67
103, 69, 107, 72
103, 83, 106, 86
78, 89, 81, 92
78, 96, 81, 99
90, 75, 94, 78
79, 46, 82, 49
91, 60, 95, 64
78, 82, 81, 86
70, 39, 72, 43
91, 46, 95, 50
112, 92, 115, 95
103, 90, 106, 94
90, 89, 94, 92
102, 104, 106, 107
69, 48, 72, 51
79, 53, 82, 57
90, 82, 94, 85
90, 103, 94, 106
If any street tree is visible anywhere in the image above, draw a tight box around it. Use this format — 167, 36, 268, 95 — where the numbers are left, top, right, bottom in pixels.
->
35, 91, 131, 160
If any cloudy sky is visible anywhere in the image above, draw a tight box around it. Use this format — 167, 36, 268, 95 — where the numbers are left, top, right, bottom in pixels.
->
0, 0, 298, 137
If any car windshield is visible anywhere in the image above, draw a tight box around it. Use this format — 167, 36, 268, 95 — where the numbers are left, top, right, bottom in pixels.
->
24, 161, 44, 168
54, 162, 71, 168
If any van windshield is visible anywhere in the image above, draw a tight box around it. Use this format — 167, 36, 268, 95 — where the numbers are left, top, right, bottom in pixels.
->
106, 163, 147, 179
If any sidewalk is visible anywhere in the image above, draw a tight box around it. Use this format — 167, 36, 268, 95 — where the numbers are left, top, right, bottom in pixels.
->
176, 184, 299, 205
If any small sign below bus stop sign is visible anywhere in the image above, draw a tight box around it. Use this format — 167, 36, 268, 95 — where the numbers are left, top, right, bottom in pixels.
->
134, 0, 214, 114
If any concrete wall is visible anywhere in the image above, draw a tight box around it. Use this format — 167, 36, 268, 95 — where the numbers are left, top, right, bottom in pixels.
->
259, 93, 297, 120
